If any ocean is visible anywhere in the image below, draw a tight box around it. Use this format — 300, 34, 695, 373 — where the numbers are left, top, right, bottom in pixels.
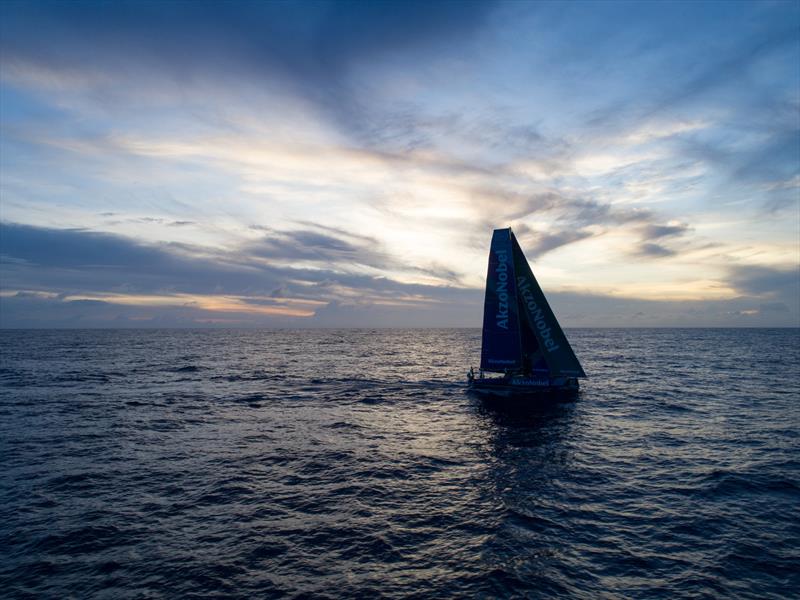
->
1, 328, 798, 598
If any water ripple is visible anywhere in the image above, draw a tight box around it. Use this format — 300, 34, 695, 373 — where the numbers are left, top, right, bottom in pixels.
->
1, 328, 798, 598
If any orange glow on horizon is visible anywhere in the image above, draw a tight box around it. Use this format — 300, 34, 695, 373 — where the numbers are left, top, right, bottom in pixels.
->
60, 292, 318, 317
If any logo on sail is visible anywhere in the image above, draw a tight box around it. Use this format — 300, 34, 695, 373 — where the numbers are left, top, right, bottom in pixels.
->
495, 249, 509, 329
517, 276, 560, 353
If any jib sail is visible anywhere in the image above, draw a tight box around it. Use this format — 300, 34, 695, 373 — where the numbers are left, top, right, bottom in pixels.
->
480, 228, 523, 372
511, 231, 586, 378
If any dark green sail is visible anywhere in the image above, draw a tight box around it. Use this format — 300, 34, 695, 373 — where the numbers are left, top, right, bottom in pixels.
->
511, 231, 586, 378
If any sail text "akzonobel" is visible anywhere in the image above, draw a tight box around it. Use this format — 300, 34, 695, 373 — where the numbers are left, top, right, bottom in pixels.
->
517, 277, 560, 352
495, 249, 509, 329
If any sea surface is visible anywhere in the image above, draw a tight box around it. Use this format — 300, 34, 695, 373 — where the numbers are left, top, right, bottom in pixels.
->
1, 328, 798, 599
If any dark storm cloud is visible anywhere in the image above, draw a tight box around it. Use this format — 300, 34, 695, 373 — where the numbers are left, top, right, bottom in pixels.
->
0, 0, 495, 134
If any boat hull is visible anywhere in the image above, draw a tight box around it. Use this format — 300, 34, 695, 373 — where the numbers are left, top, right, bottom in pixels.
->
468, 375, 579, 397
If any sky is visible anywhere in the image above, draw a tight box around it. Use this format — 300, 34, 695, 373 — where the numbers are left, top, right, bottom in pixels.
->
0, 0, 798, 328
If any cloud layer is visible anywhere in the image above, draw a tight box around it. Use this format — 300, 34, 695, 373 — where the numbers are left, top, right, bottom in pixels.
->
2, 223, 796, 328
0, 1, 798, 327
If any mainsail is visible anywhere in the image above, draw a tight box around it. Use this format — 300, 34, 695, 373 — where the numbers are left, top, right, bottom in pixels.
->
480, 229, 523, 371
480, 228, 586, 378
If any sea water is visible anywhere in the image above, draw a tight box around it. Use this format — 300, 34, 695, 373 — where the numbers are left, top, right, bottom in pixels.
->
1, 328, 798, 598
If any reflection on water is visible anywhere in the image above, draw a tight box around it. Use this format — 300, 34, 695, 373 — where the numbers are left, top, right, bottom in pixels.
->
1, 328, 798, 598
471, 393, 584, 597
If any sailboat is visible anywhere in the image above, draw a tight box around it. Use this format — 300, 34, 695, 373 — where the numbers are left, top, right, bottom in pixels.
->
468, 227, 586, 395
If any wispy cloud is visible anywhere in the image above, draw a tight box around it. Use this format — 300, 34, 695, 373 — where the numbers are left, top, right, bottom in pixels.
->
635, 242, 676, 259
0, 0, 496, 138
641, 223, 691, 240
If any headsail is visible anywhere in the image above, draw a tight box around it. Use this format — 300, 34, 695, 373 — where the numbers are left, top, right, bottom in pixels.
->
511, 232, 586, 378
479, 229, 523, 372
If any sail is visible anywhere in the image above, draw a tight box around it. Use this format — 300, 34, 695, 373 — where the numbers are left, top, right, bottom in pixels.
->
480, 229, 523, 372
511, 231, 586, 378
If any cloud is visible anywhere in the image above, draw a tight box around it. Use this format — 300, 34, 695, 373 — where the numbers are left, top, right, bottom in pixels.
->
727, 264, 799, 297
675, 127, 800, 212
512, 225, 594, 259
468, 185, 699, 260
573, 22, 800, 213
0, 0, 496, 136
250, 229, 364, 260
543, 290, 798, 328
651, 27, 800, 116
470, 185, 654, 231
0, 221, 283, 297
1, 1, 797, 329
759, 302, 789, 314
3, 222, 797, 328
641, 223, 690, 240
0, 222, 476, 326
245, 225, 460, 283
635, 242, 676, 258
0, 221, 168, 269
629, 222, 691, 259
